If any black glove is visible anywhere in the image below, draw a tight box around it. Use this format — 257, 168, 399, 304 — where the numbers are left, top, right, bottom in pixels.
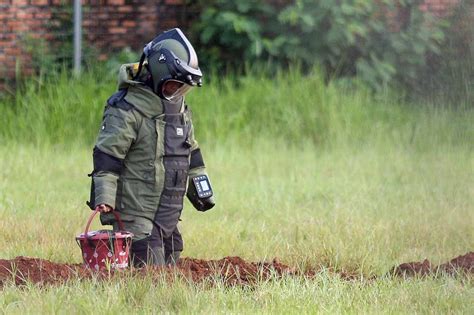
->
187, 177, 215, 211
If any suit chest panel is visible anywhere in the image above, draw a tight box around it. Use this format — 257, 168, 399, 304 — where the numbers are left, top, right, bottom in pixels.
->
123, 111, 192, 184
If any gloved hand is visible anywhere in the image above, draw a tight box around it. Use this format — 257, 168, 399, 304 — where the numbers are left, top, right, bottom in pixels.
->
95, 204, 113, 213
187, 179, 215, 211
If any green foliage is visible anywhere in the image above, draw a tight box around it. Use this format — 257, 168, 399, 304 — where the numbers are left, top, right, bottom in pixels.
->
0, 69, 115, 146
416, 0, 473, 104
193, 0, 449, 92
20, 5, 76, 73
0, 104, 473, 312
191, 0, 275, 70
0, 67, 472, 314
0, 66, 472, 150
19, 4, 100, 80
99, 47, 141, 78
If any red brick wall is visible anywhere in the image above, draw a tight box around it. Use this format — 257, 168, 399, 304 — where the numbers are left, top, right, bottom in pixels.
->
420, 0, 462, 16
83, 0, 193, 60
0, 0, 189, 90
0, 0, 51, 83
0, 0, 469, 91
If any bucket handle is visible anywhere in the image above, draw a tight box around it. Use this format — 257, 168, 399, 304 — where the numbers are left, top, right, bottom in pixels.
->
84, 208, 125, 237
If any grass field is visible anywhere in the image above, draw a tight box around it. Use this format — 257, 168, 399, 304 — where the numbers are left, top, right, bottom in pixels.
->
0, 69, 473, 313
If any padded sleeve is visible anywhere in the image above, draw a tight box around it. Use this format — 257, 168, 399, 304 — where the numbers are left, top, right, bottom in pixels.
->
92, 106, 138, 208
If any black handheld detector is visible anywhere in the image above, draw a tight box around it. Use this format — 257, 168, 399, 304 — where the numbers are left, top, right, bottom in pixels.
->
192, 175, 213, 199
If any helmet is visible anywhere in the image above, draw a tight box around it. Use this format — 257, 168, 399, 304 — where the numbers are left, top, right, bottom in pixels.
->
134, 28, 202, 100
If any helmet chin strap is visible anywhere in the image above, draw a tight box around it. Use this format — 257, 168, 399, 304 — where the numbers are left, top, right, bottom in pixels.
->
132, 53, 155, 91
132, 52, 146, 81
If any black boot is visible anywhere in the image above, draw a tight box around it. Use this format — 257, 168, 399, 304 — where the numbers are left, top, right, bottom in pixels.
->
131, 239, 166, 267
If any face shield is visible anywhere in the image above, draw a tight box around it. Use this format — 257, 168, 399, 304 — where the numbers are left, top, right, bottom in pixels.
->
133, 28, 203, 100
161, 79, 194, 100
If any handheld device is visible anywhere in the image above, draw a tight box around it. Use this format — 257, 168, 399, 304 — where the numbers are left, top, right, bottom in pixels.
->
192, 175, 213, 199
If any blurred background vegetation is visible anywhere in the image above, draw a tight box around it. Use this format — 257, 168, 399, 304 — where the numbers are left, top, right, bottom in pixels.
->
0, 0, 472, 146
189, 0, 472, 103
6, 0, 472, 101
1, 3, 473, 312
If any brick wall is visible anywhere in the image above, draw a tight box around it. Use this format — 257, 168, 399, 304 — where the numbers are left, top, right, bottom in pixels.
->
420, 0, 462, 16
83, 0, 193, 60
0, 0, 189, 91
0, 0, 469, 91
0, 0, 51, 84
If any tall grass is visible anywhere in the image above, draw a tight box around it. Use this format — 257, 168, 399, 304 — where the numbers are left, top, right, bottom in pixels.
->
1, 67, 472, 149
0, 68, 472, 313
0, 139, 473, 313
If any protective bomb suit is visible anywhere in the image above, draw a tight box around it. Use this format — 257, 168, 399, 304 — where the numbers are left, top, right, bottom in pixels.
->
88, 28, 215, 267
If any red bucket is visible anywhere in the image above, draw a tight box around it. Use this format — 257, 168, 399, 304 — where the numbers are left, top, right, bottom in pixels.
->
76, 209, 133, 270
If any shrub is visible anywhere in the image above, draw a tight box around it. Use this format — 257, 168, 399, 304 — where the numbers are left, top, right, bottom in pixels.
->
192, 0, 447, 92
416, 0, 473, 104
190, 0, 276, 71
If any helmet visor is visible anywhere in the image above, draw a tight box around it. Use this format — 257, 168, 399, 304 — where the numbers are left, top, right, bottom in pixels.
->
162, 79, 193, 100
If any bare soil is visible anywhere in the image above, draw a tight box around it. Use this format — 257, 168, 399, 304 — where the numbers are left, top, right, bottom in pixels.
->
0, 256, 314, 287
390, 252, 474, 277
1, 252, 472, 287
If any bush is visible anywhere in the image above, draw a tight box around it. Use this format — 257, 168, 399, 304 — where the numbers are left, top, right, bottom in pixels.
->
190, 1, 275, 71
416, 0, 473, 104
192, 0, 447, 93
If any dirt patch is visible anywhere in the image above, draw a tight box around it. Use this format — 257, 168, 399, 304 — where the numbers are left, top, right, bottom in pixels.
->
1, 252, 472, 287
0, 256, 85, 286
177, 256, 306, 285
437, 252, 474, 275
390, 259, 432, 277
0, 256, 312, 287
390, 252, 474, 277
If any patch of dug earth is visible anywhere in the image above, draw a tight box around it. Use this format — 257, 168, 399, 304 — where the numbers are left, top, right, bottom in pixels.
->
0, 257, 87, 286
390, 259, 433, 277
177, 256, 309, 285
0, 256, 316, 288
1, 252, 472, 287
390, 252, 474, 277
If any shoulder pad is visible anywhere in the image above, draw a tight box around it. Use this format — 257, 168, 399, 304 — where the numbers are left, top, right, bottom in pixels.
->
106, 89, 134, 111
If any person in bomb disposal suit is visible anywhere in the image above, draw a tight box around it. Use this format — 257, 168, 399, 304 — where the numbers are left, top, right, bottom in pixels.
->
88, 28, 215, 266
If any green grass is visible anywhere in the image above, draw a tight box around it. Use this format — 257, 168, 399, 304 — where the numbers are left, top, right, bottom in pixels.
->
1, 275, 472, 313
0, 68, 473, 313
2, 67, 472, 148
